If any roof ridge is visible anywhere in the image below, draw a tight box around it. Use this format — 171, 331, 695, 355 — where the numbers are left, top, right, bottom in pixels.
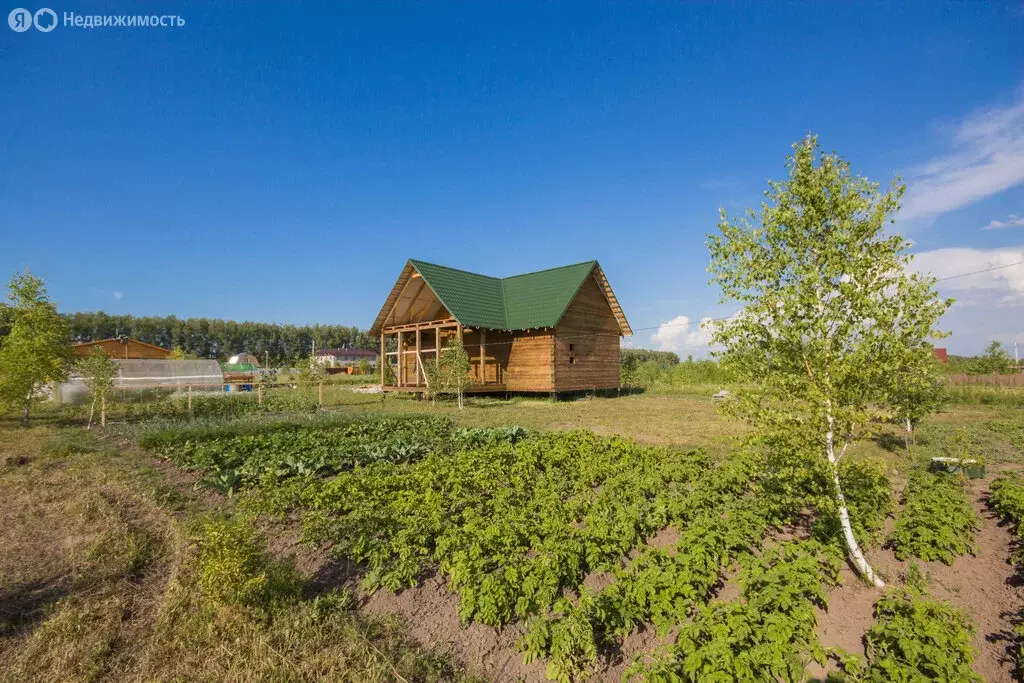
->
408, 258, 500, 282
498, 260, 598, 281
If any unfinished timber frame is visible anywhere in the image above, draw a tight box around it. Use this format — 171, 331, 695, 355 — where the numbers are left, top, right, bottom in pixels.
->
370, 259, 632, 394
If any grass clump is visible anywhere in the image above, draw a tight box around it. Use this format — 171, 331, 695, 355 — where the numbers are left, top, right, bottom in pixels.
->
196, 516, 300, 613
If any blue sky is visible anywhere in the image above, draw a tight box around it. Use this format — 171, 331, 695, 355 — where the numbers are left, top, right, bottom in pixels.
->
2, 1, 1023, 355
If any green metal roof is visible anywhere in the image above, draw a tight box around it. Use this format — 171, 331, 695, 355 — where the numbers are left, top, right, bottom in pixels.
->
406, 259, 606, 331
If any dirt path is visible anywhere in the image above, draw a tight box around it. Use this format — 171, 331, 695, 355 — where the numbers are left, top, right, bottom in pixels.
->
810, 478, 1023, 682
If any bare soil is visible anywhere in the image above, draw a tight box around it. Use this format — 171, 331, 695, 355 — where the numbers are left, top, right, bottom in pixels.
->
808, 478, 1024, 682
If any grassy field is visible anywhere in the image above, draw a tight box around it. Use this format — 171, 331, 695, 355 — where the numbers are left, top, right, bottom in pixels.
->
2, 389, 1023, 682
0, 421, 475, 682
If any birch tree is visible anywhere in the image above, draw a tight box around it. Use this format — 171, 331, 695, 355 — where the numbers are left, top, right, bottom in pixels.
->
79, 346, 119, 428
707, 136, 951, 587
438, 336, 472, 410
0, 270, 72, 427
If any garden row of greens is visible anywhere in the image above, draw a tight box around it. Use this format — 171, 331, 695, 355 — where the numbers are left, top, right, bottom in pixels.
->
990, 475, 1024, 679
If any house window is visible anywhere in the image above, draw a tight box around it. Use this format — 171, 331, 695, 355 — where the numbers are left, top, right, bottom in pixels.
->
569, 357, 576, 364
569, 343, 575, 352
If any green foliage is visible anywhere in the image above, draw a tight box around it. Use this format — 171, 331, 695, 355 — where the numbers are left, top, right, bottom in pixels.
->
621, 356, 732, 390
66, 389, 319, 424
863, 590, 982, 682
295, 431, 715, 632
887, 473, 978, 564
707, 135, 951, 585
970, 341, 1014, 375
146, 415, 483, 496
813, 457, 894, 548
65, 310, 374, 365
621, 348, 679, 373
627, 540, 842, 682
434, 336, 472, 408
77, 346, 119, 426
990, 475, 1024, 566
196, 517, 300, 612
0, 270, 73, 426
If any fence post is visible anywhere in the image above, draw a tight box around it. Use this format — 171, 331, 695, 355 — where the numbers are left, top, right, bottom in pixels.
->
258, 384, 263, 406
187, 384, 193, 415
318, 381, 323, 406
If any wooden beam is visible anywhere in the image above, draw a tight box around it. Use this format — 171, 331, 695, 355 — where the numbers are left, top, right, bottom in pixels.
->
397, 331, 403, 387
415, 329, 422, 385
479, 328, 486, 383
380, 333, 385, 386
382, 318, 458, 334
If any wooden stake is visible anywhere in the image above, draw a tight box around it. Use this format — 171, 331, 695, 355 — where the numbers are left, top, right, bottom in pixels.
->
258, 384, 263, 406
318, 381, 323, 406
187, 385, 193, 414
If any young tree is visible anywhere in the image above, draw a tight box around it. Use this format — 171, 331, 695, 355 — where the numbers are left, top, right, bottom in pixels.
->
889, 354, 945, 452
78, 346, 119, 428
437, 336, 472, 409
969, 340, 1012, 375
0, 270, 73, 427
707, 136, 951, 588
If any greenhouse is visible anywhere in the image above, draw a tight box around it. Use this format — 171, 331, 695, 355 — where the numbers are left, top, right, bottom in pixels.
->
59, 359, 224, 403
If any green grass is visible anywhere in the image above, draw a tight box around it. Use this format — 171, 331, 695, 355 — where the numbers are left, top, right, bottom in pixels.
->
0, 425, 476, 683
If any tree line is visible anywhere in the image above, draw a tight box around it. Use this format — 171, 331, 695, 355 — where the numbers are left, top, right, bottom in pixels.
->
64, 312, 376, 365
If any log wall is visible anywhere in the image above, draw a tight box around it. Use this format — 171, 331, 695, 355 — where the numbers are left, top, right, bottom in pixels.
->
553, 275, 621, 391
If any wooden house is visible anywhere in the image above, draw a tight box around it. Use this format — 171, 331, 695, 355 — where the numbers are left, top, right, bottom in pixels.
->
370, 259, 632, 393
72, 337, 173, 360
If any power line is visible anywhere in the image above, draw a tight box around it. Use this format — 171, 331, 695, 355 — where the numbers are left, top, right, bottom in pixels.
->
632, 258, 1024, 332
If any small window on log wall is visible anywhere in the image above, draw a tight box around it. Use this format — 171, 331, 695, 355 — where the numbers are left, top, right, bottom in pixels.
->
569, 343, 575, 352
569, 357, 576, 364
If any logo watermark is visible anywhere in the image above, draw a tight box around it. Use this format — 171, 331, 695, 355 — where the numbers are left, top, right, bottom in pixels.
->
8, 8, 184, 32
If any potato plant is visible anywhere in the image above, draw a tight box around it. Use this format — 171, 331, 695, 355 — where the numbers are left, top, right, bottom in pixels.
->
863, 590, 982, 682
626, 540, 842, 682
887, 472, 978, 564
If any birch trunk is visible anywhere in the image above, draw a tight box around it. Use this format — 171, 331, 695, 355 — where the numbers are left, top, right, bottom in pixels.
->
827, 419, 884, 588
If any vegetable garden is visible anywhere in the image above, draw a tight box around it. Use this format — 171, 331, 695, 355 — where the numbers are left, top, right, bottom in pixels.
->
138, 410, 1023, 681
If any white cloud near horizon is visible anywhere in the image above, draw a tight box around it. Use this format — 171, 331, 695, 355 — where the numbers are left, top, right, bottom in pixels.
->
910, 246, 1024, 301
981, 213, 1024, 230
112, 290, 123, 300
651, 315, 715, 355
900, 90, 1024, 222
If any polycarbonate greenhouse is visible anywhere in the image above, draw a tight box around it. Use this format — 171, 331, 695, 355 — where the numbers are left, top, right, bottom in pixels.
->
58, 359, 224, 403
113, 359, 224, 390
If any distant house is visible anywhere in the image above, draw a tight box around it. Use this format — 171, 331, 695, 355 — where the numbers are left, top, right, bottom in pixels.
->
934, 347, 948, 364
370, 259, 632, 393
72, 337, 172, 360
315, 348, 377, 368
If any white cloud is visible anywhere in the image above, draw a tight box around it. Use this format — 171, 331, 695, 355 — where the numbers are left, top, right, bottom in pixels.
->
651, 315, 715, 355
900, 90, 1024, 222
112, 290, 122, 300
980, 213, 1024, 230
909, 246, 1024, 300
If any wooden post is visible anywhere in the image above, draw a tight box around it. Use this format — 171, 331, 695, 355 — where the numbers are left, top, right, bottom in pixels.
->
415, 329, 422, 386
479, 328, 486, 384
258, 384, 263, 406
318, 381, 323, 406
397, 331, 403, 387
187, 385, 193, 415
380, 333, 386, 387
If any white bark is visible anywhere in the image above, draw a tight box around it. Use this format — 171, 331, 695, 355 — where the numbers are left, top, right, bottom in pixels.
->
827, 412, 884, 588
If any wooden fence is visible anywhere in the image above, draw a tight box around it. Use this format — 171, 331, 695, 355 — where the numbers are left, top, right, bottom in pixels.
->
947, 373, 1024, 387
